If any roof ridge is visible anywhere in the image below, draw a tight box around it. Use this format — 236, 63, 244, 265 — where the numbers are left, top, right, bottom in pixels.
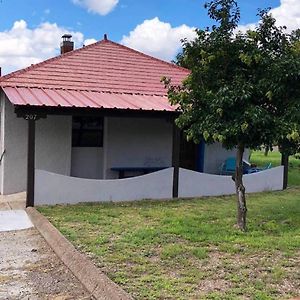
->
0, 39, 107, 83
107, 40, 190, 73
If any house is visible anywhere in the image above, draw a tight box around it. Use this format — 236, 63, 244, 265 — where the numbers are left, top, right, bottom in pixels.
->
0, 34, 246, 205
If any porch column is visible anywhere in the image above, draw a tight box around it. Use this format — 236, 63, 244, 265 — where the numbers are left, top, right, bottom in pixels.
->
197, 140, 206, 172
281, 153, 289, 190
172, 122, 180, 198
26, 119, 35, 207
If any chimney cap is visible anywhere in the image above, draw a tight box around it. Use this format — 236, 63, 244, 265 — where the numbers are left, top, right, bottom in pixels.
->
62, 34, 72, 41
61, 34, 74, 54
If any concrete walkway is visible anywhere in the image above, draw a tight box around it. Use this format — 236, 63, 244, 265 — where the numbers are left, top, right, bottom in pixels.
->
0, 192, 93, 299
0, 210, 33, 232
0, 192, 26, 210
0, 192, 33, 232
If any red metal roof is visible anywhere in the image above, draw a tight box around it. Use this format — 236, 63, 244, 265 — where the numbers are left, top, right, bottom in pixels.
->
3, 86, 177, 111
0, 39, 189, 112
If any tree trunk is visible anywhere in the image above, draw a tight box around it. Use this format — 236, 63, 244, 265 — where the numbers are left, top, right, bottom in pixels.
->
264, 147, 269, 156
235, 143, 247, 231
281, 153, 289, 190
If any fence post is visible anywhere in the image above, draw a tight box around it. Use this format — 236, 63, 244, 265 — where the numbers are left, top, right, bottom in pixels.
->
172, 123, 180, 198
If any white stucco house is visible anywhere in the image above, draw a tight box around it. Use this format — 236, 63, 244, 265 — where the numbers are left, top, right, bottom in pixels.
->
0, 35, 251, 205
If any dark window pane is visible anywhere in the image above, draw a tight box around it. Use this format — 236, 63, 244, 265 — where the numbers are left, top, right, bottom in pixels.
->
72, 117, 103, 147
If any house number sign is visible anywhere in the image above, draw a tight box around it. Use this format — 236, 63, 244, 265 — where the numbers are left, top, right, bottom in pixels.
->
15, 107, 46, 120
18, 112, 46, 121
24, 114, 38, 120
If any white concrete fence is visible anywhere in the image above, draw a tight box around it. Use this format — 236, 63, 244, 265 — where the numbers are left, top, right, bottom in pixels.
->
35, 168, 174, 205
178, 166, 284, 198
35, 166, 284, 205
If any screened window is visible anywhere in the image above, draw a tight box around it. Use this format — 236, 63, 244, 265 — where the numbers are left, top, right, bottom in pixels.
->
72, 117, 104, 147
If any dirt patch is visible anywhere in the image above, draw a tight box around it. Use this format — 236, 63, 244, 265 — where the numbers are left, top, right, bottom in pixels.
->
0, 228, 93, 299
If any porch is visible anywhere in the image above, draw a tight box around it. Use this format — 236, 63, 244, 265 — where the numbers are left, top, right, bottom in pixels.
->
13, 105, 183, 207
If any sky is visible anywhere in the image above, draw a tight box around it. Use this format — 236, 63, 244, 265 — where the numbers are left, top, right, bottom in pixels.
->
0, 0, 299, 75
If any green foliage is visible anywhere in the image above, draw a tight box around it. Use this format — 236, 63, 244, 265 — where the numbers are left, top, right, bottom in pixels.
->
256, 12, 300, 156
164, 1, 299, 231
163, 1, 300, 153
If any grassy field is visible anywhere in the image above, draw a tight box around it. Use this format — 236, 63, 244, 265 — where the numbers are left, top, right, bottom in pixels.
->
250, 150, 300, 186
39, 187, 300, 299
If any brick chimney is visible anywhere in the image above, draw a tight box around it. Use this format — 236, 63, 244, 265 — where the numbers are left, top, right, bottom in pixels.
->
60, 34, 74, 54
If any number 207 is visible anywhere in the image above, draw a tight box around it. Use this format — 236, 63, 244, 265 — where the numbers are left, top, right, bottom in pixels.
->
25, 114, 37, 120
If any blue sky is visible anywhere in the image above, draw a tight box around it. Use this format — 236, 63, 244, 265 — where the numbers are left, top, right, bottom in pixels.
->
0, 0, 280, 41
0, 0, 297, 74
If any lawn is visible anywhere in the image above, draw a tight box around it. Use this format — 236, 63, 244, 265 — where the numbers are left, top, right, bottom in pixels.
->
250, 150, 300, 186
39, 188, 300, 300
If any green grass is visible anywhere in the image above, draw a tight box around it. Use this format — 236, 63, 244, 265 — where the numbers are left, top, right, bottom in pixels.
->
39, 188, 300, 300
250, 150, 300, 186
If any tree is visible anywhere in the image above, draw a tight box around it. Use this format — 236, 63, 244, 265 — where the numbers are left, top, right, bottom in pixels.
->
255, 17, 300, 188
163, 0, 300, 231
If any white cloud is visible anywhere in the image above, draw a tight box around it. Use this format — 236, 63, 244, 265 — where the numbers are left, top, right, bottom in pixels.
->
238, 0, 300, 33
84, 38, 97, 45
270, 0, 300, 32
0, 20, 84, 75
236, 23, 256, 33
121, 17, 196, 62
72, 0, 118, 16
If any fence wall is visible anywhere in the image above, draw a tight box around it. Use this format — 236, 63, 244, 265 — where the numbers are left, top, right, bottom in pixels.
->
35, 166, 284, 205
178, 166, 284, 198
35, 168, 174, 205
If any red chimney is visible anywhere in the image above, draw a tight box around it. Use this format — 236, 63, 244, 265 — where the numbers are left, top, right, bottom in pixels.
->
61, 34, 74, 54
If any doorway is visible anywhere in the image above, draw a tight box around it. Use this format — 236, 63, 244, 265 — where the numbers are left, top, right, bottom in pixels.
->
71, 116, 104, 179
180, 134, 205, 172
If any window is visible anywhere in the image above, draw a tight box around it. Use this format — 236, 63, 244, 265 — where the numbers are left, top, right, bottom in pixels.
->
72, 117, 103, 147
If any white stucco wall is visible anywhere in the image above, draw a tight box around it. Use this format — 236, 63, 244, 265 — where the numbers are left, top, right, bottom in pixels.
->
179, 168, 235, 198
1, 97, 72, 194
35, 166, 283, 205
35, 115, 72, 175
104, 117, 173, 179
0, 107, 173, 193
1, 98, 27, 194
35, 168, 174, 205
0, 91, 5, 192
204, 143, 250, 174
71, 147, 103, 179
179, 166, 284, 198
243, 166, 284, 193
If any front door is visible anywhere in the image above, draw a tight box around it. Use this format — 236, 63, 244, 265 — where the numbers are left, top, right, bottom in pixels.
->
71, 116, 104, 179
180, 134, 198, 171
180, 134, 205, 172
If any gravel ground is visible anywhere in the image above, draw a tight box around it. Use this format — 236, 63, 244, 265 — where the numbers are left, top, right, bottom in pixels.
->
0, 228, 93, 300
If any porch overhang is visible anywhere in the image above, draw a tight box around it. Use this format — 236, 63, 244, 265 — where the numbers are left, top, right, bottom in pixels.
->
2, 86, 178, 113
14, 105, 180, 120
